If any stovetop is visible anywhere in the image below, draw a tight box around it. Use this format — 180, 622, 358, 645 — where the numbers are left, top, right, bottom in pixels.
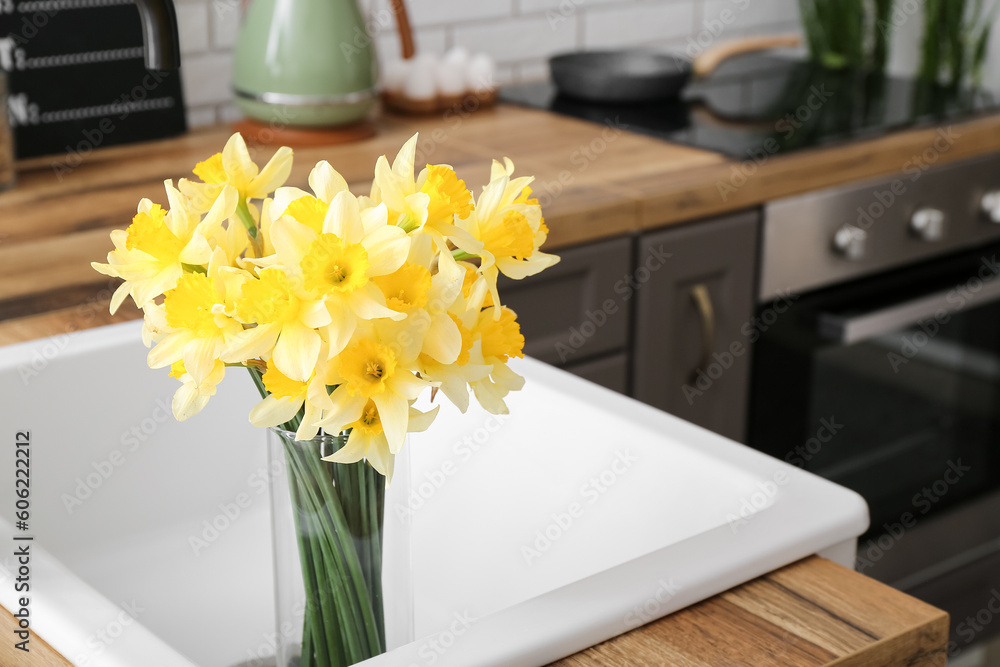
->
500, 55, 1000, 159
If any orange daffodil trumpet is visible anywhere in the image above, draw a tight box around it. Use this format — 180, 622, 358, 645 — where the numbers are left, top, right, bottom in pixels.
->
92, 132, 559, 480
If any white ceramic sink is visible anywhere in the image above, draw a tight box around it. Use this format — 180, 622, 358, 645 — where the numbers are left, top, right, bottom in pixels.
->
0, 321, 868, 666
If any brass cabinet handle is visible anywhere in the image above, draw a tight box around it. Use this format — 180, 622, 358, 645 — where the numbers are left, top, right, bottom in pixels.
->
689, 284, 715, 383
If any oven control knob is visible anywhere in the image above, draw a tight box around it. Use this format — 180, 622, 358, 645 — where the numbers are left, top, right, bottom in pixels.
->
910, 207, 945, 241
982, 191, 1000, 223
832, 225, 867, 260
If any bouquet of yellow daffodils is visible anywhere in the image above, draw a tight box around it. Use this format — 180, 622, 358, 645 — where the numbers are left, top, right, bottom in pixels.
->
92, 132, 558, 666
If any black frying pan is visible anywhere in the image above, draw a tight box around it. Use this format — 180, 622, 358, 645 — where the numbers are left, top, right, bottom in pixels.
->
550, 35, 801, 104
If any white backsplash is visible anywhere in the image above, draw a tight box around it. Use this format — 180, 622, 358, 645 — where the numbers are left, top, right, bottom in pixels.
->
175, 0, 1000, 129
176, 0, 803, 127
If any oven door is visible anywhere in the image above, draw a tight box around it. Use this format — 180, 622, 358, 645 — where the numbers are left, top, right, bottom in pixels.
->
748, 243, 1000, 613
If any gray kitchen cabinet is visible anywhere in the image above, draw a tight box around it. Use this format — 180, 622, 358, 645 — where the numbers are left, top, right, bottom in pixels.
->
633, 211, 760, 442
495, 236, 633, 394
563, 352, 629, 394
499, 236, 632, 370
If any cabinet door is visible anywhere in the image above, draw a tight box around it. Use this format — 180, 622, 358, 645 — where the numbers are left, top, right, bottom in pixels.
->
633, 211, 759, 442
499, 236, 632, 367
564, 353, 629, 394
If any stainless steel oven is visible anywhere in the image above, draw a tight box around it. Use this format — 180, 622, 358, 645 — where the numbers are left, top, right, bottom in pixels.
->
748, 152, 1000, 652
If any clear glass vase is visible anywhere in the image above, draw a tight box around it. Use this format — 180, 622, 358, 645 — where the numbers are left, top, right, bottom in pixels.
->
267, 428, 412, 667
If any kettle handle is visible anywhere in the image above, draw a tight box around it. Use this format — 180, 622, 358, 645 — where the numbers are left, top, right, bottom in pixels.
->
390, 0, 416, 60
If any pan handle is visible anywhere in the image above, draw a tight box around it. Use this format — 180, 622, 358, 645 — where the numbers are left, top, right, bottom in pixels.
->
692, 34, 802, 78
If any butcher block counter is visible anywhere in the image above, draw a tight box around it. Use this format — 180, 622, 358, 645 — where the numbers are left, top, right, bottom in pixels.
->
0, 103, 986, 665
5, 104, 1000, 343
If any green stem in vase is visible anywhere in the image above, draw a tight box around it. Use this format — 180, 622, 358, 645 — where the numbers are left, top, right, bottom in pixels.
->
251, 366, 386, 666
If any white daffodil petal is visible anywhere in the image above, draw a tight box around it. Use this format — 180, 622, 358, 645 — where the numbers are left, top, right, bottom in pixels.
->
373, 391, 408, 454
272, 324, 321, 383
391, 133, 418, 184
147, 332, 189, 369
182, 336, 220, 386
497, 252, 561, 280
301, 299, 333, 329
364, 435, 393, 480
424, 312, 461, 365
296, 401, 322, 441
178, 234, 212, 266
309, 160, 349, 202
248, 146, 294, 198
270, 217, 318, 266
323, 190, 363, 241
391, 371, 430, 401
360, 202, 389, 235
323, 430, 369, 465
271, 187, 312, 218
221, 324, 279, 364
408, 404, 440, 433
471, 378, 510, 415
362, 225, 410, 276
172, 382, 210, 421
197, 184, 239, 236
250, 394, 304, 428
315, 387, 366, 430
325, 303, 357, 357
349, 284, 406, 321
222, 133, 257, 190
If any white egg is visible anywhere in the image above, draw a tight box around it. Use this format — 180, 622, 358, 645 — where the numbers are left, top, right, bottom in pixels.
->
444, 46, 471, 67
404, 58, 438, 100
466, 53, 496, 92
436, 60, 467, 96
414, 51, 440, 71
381, 59, 411, 95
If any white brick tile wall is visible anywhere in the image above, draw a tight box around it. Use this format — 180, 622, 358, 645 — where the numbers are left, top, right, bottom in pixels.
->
387, 0, 514, 27
181, 52, 234, 106
178, 0, 814, 127
375, 25, 448, 62
451, 13, 577, 63
212, 7, 241, 49
583, 2, 695, 49
175, 2, 210, 55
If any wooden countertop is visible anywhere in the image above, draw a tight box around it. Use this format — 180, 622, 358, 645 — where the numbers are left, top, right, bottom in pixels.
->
4, 104, 1000, 343
1, 556, 948, 666
0, 105, 959, 665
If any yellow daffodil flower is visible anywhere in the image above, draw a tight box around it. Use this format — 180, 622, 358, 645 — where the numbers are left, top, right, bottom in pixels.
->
316, 327, 430, 454
366, 133, 476, 239
222, 267, 331, 381
249, 361, 334, 441
92, 181, 237, 313
322, 400, 439, 481
169, 358, 226, 421
260, 190, 411, 356
453, 160, 560, 314
179, 132, 293, 212
146, 248, 244, 389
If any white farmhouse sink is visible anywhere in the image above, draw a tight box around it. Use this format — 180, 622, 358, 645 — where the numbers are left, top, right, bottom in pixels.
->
0, 321, 868, 666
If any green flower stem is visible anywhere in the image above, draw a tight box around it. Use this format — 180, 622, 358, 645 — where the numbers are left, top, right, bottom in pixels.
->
452, 250, 478, 261
236, 197, 264, 258
287, 461, 331, 667
367, 464, 384, 638
301, 450, 385, 656
284, 444, 368, 663
251, 365, 387, 666
236, 198, 258, 239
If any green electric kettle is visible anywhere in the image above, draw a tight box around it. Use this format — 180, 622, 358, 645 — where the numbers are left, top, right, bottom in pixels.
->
232, 0, 378, 127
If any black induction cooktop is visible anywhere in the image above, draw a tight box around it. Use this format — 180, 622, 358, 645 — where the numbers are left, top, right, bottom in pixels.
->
500, 55, 1000, 159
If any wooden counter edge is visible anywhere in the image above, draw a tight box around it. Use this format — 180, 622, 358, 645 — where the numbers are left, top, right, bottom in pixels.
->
550, 556, 949, 667
0, 605, 73, 667
0, 557, 948, 667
